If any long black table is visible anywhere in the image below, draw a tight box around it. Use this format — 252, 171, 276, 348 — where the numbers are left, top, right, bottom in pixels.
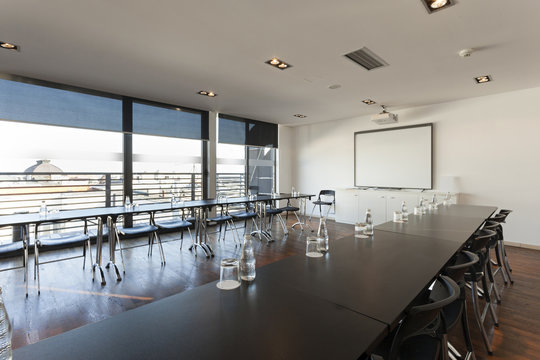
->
13, 276, 387, 360
12, 204, 496, 359
375, 204, 497, 243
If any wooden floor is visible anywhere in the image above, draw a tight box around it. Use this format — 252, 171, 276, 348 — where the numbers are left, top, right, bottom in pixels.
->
1, 217, 539, 359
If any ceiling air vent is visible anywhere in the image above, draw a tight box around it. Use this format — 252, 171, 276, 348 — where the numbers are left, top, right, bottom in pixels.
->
344, 47, 388, 71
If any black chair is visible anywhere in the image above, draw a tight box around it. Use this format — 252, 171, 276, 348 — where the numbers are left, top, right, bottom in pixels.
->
34, 219, 92, 295
205, 198, 237, 247
114, 212, 164, 268
371, 275, 460, 360
0, 224, 29, 296
154, 208, 193, 250
489, 210, 514, 283
464, 228, 498, 355
279, 199, 303, 231
443, 250, 479, 360
229, 202, 258, 237
309, 190, 335, 221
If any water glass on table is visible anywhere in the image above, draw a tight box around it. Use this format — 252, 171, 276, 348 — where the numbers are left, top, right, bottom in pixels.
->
306, 237, 323, 258
217, 258, 241, 290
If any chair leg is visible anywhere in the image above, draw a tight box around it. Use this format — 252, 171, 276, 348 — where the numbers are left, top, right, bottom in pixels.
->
277, 214, 288, 234
35, 245, 41, 295
460, 299, 477, 360
155, 232, 166, 265
148, 233, 153, 257
24, 244, 29, 297
114, 228, 126, 274
481, 269, 499, 326
470, 281, 493, 355
500, 240, 514, 283
308, 204, 316, 222
486, 253, 501, 303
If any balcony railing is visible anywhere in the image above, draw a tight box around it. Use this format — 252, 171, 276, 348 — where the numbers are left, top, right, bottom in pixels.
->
0, 172, 203, 245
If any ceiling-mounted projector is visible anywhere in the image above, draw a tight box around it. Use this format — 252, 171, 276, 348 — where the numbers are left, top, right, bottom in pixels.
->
371, 105, 398, 125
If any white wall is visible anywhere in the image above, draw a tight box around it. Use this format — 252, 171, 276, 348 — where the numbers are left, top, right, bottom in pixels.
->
287, 86, 540, 247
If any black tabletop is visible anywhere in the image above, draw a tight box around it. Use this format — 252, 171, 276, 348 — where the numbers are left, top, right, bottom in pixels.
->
0, 193, 314, 227
375, 205, 496, 243
257, 231, 462, 328
13, 278, 386, 360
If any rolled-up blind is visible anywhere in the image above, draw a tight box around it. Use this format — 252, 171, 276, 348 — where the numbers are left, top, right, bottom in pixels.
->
218, 114, 277, 148
132, 101, 209, 140
0, 77, 122, 132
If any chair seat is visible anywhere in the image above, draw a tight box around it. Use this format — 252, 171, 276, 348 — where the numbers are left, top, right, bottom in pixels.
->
265, 207, 283, 215
312, 200, 333, 206
156, 219, 192, 229
117, 224, 158, 236
280, 206, 299, 212
38, 233, 90, 247
0, 241, 25, 257
230, 211, 257, 219
185, 216, 196, 222
206, 215, 232, 223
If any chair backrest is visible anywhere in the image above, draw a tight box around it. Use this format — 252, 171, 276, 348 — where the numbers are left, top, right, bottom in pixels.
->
318, 190, 335, 203
467, 229, 496, 253
387, 275, 460, 360
444, 251, 479, 284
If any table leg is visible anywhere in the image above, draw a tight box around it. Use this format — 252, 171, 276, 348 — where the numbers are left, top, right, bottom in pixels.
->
92, 217, 107, 285
105, 216, 122, 281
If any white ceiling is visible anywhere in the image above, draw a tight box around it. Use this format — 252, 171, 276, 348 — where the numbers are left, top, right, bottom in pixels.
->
1, 0, 540, 125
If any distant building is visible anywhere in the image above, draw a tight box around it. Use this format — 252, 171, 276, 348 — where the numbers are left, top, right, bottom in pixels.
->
24, 160, 62, 181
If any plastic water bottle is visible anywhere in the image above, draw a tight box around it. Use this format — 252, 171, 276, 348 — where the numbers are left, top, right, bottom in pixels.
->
39, 201, 47, 218
420, 197, 427, 215
431, 193, 438, 210
364, 209, 373, 236
443, 192, 451, 206
0, 288, 12, 360
240, 235, 256, 281
124, 196, 131, 210
401, 201, 408, 222
317, 217, 329, 253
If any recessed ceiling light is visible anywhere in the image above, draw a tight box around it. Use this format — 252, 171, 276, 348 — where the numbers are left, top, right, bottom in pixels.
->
474, 75, 492, 84
328, 84, 341, 90
198, 90, 217, 97
266, 58, 292, 70
421, 0, 453, 13
0, 41, 20, 51
294, 114, 307, 118
362, 99, 377, 105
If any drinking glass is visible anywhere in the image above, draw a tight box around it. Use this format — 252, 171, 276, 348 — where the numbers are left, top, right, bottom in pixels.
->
306, 237, 323, 258
217, 258, 241, 290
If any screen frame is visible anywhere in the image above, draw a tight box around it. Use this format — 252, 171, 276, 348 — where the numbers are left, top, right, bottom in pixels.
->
353, 123, 433, 190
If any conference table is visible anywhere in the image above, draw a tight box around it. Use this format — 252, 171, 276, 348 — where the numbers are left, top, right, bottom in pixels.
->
12, 204, 497, 359
0, 193, 313, 288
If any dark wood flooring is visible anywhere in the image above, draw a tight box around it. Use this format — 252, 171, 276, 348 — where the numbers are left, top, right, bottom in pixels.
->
1, 218, 538, 359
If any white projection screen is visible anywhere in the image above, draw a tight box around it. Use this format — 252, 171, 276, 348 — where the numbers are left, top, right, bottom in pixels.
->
354, 124, 432, 189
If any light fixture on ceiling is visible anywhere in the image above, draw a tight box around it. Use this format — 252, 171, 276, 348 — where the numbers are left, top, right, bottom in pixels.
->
362, 99, 377, 105
0, 41, 20, 51
198, 90, 217, 97
266, 58, 292, 70
474, 75, 492, 84
294, 114, 307, 118
328, 84, 341, 90
421, 0, 453, 13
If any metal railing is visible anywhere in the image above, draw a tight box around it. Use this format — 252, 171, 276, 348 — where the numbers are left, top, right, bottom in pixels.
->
0, 172, 203, 244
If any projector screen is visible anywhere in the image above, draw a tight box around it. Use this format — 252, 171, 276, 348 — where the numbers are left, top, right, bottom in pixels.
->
354, 123, 432, 189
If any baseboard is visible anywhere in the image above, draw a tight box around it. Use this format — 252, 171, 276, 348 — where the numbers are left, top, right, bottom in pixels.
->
505, 241, 540, 251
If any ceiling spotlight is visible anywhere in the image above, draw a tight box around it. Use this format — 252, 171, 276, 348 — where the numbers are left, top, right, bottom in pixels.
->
362, 99, 377, 105
328, 84, 341, 90
474, 75, 492, 84
0, 41, 20, 51
266, 58, 292, 70
421, 0, 453, 13
198, 90, 217, 97
294, 114, 307, 118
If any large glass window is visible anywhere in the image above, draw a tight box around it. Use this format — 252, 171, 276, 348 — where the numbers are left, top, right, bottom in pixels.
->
132, 134, 203, 203
216, 143, 246, 198
248, 146, 275, 194
0, 120, 123, 244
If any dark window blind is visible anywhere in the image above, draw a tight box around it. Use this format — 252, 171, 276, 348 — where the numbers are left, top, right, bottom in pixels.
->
133, 101, 208, 140
219, 114, 277, 148
0, 78, 122, 132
